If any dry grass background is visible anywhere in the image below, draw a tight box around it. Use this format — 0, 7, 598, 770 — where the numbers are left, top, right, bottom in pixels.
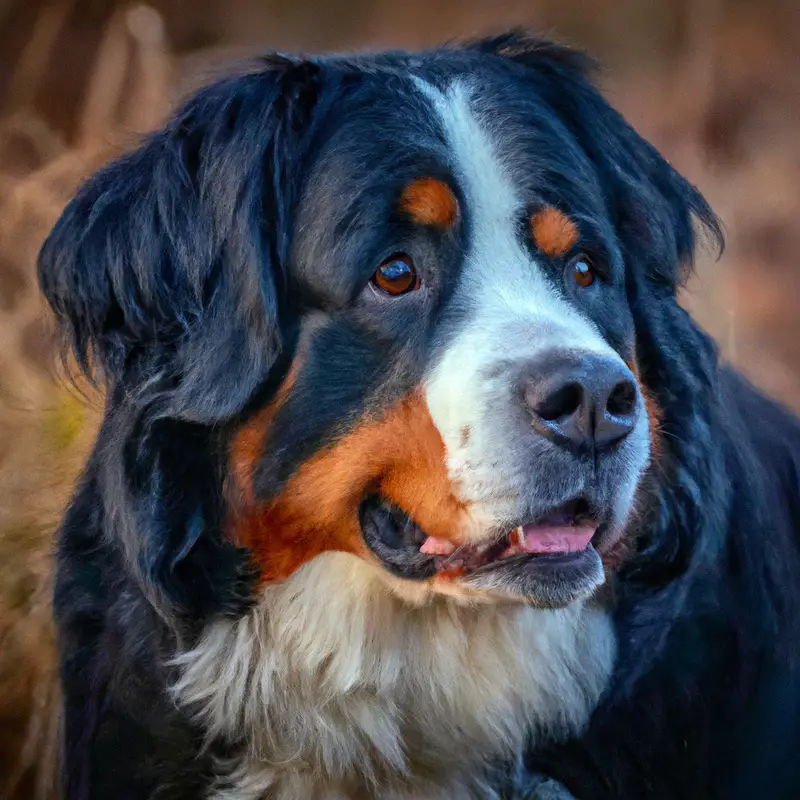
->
0, 1, 798, 796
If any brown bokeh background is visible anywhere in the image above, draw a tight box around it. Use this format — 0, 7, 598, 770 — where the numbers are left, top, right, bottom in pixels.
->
1, 1, 799, 796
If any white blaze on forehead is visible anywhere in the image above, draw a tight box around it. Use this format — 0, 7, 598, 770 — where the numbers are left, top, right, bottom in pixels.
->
413, 79, 603, 322
415, 79, 633, 517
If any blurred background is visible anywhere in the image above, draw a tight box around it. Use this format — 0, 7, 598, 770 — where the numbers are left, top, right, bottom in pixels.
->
1, 0, 799, 796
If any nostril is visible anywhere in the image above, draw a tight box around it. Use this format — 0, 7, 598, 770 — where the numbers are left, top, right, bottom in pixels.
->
606, 380, 637, 417
534, 382, 583, 422
522, 351, 639, 453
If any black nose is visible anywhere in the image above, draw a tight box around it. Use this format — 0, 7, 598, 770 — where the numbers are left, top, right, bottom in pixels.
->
523, 351, 640, 454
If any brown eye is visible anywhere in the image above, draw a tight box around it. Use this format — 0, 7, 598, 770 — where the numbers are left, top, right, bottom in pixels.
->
571, 255, 596, 288
371, 254, 421, 296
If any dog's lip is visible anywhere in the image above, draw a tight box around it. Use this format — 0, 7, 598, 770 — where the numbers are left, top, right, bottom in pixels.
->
420, 522, 598, 558
421, 507, 600, 576
358, 494, 613, 590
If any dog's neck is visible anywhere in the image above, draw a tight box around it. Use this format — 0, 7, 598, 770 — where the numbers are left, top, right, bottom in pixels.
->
171, 552, 616, 799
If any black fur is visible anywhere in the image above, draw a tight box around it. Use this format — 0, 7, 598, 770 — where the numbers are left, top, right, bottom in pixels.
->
39, 32, 800, 799
524, 367, 800, 799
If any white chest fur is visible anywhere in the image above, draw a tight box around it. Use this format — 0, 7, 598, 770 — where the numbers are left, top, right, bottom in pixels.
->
171, 553, 616, 800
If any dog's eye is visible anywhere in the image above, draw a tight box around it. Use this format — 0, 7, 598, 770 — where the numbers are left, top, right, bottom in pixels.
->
569, 254, 596, 288
371, 254, 421, 296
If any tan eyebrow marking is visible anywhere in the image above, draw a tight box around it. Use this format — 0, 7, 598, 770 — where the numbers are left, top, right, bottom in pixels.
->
399, 178, 458, 229
530, 206, 579, 257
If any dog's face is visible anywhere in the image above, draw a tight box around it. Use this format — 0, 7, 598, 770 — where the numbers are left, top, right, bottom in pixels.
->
232, 74, 649, 608
39, 36, 720, 616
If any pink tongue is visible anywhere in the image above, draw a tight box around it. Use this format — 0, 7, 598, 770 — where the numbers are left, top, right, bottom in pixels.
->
520, 523, 597, 554
420, 537, 456, 556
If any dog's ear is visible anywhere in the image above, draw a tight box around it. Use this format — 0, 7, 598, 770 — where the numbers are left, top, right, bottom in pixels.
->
472, 31, 724, 287
39, 58, 330, 619
39, 57, 324, 423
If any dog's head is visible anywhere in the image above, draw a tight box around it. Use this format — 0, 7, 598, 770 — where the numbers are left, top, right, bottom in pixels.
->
39, 34, 721, 618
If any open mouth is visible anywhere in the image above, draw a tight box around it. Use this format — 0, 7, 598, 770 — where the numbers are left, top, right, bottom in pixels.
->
359, 497, 608, 606
419, 498, 599, 573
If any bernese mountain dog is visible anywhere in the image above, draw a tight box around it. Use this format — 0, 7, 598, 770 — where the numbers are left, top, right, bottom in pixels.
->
38, 32, 800, 800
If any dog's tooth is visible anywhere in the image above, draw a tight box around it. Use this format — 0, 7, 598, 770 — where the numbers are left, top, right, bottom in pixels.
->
511, 526, 525, 548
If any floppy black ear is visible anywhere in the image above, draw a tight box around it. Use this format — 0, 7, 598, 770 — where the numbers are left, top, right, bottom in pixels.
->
472, 31, 724, 287
39, 57, 324, 423
39, 58, 330, 619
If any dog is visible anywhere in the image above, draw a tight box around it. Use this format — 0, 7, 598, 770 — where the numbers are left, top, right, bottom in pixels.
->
38, 31, 800, 799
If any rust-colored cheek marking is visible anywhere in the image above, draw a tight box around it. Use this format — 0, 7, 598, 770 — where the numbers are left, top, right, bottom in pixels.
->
628, 359, 664, 463
230, 365, 298, 508
641, 386, 664, 463
399, 178, 458, 229
229, 389, 468, 583
530, 206, 579, 257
